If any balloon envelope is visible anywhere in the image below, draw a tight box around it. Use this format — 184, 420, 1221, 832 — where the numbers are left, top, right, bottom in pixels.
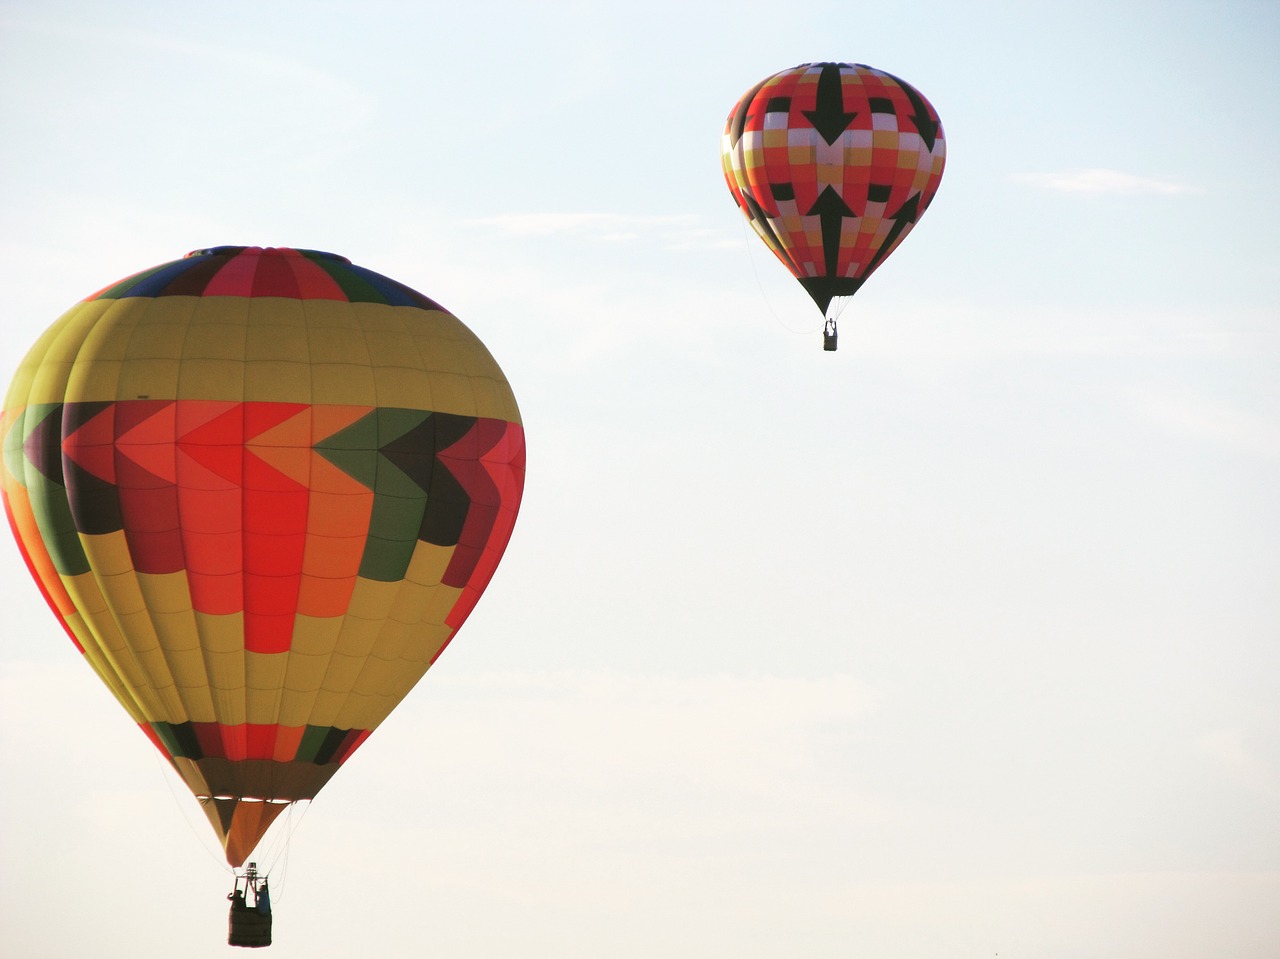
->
721, 62, 946, 317
2, 246, 525, 865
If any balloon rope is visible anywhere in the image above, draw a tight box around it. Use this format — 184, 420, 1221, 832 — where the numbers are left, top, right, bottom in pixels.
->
257, 799, 314, 901
153, 752, 236, 873
738, 217, 822, 336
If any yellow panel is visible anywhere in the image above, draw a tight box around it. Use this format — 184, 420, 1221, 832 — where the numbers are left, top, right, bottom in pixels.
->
246, 324, 310, 364
309, 363, 376, 405
300, 298, 363, 331
60, 611, 98, 659
319, 651, 365, 694
77, 530, 133, 577
484, 377, 523, 422
372, 364, 436, 408
275, 696, 319, 729
404, 541, 453, 587
245, 689, 283, 725
281, 648, 329, 693
423, 584, 463, 624
247, 296, 307, 331
64, 300, 141, 378
287, 614, 343, 658
190, 295, 251, 328
345, 577, 400, 621
246, 651, 288, 690
332, 691, 381, 731
388, 577, 436, 624
306, 689, 347, 726
88, 559, 190, 724
204, 647, 247, 726
363, 330, 418, 367
331, 616, 381, 660
171, 654, 217, 723
350, 304, 408, 334
350, 652, 401, 698
25, 350, 90, 410
62, 356, 123, 402
116, 358, 181, 401
281, 649, 329, 692
142, 595, 219, 722
306, 326, 371, 365
152, 611, 202, 653
62, 569, 112, 619
194, 611, 246, 654
180, 322, 247, 361
76, 629, 168, 723
245, 651, 288, 725
4, 303, 90, 404
123, 301, 196, 359
409, 370, 476, 416
274, 618, 338, 725
403, 621, 454, 667
243, 360, 313, 402
97, 571, 153, 615
466, 376, 507, 420
123, 646, 186, 722
69, 298, 145, 362
176, 359, 246, 400
113, 608, 161, 654
367, 618, 411, 663
136, 571, 196, 616
68, 614, 150, 723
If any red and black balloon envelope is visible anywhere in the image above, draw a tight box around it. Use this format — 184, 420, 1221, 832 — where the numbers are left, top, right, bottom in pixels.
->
1, 246, 525, 866
721, 62, 946, 320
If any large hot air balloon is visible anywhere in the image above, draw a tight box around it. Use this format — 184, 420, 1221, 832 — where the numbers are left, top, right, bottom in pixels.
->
2, 246, 525, 869
721, 62, 946, 350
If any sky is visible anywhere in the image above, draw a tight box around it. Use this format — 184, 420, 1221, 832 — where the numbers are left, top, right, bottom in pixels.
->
1, 0, 1278, 956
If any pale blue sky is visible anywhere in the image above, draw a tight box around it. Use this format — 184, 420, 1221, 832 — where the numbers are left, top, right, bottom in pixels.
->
1, 2, 1278, 957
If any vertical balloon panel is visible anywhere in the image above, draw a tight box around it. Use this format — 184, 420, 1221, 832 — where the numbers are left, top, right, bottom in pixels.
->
1, 247, 525, 865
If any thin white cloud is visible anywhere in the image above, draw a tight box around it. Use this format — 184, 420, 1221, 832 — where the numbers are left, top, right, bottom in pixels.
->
1016, 168, 1200, 195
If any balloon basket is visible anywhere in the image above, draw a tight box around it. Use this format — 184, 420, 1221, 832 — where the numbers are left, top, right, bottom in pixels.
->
228, 862, 272, 948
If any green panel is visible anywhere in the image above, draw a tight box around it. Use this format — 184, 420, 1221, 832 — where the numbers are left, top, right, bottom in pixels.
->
30, 485, 88, 575
16, 405, 92, 577
306, 255, 387, 303
313, 410, 382, 488
2, 412, 28, 487
295, 724, 331, 763
150, 721, 185, 759
315, 408, 433, 582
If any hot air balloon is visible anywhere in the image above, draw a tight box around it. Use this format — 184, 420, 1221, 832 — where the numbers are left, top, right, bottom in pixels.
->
721, 62, 946, 350
1, 247, 525, 879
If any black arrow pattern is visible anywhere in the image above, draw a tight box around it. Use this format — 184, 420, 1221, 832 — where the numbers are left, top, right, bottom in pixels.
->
801, 62, 859, 145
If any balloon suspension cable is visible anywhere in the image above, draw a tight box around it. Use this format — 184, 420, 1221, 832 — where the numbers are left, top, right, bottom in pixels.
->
738, 217, 823, 336
256, 799, 314, 901
153, 752, 237, 874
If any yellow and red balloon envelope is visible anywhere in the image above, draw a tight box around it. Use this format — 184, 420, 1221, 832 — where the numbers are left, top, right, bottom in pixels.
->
722, 62, 946, 317
2, 246, 525, 865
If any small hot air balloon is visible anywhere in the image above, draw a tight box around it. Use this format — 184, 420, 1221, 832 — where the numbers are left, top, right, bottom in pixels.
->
1, 246, 525, 873
721, 62, 946, 350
